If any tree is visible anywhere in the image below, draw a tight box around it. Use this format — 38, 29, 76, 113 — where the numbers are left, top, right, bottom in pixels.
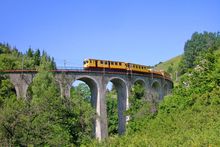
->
180, 32, 220, 73
71, 83, 91, 101
27, 48, 33, 58
33, 49, 41, 66
69, 83, 95, 145
106, 87, 118, 135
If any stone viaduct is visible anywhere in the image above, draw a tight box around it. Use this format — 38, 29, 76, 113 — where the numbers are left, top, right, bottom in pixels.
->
1, 70, 173, 140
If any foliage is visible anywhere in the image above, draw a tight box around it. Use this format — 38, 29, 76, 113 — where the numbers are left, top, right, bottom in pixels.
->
126, 82, 158, 134
180, 31, 220, 73
71, 82, 91, 102
106, 87, 118, 135
0, 78, 16, 107
0, 43, 94, 146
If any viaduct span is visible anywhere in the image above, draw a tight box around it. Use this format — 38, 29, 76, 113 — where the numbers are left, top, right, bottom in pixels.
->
1, 69, 173, 140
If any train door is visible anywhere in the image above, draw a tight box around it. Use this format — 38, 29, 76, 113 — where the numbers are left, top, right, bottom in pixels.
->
125, 63, 128, 70
95, 60, 98, 68
108, 61, 110, 68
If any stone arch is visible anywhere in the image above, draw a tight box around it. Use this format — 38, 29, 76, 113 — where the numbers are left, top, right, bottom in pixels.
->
131, 77, 147, 102
151, 80, 161, 101
74, 76, 99, 108
74, 76, 102, 138
163, 83, 169, 97
133, 78, 146, 87
107, 77, 128, 135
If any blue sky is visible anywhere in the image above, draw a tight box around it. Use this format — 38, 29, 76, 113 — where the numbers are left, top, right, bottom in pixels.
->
0, 0, 219, 67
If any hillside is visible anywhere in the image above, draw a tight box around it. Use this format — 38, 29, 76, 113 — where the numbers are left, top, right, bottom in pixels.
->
155, 55, 182, 71
155, 47, 220, 83
155, 55, 182, 82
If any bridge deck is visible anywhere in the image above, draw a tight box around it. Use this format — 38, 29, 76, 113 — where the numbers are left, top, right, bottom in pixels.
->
0, 69, 172, 82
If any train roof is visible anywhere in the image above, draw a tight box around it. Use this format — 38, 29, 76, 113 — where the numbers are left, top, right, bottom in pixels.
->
84, 58, 125, 63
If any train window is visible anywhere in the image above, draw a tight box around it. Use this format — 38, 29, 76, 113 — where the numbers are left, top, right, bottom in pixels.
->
111, 62, 114, 65
119, 63, 121, 66
115, 62, 118, 65
90, 60, 92, 63
105, 61, 107, 65
100, 61, 103, 64
83, 61, 86, 64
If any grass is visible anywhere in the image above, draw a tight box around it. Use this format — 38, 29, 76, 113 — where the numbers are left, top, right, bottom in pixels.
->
154, 47, 220, 82
155, 55, 182, 71
154, 55, 182, 83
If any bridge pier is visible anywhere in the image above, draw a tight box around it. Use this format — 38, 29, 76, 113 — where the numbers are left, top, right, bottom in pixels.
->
110, 78, 129, 135
97, 78, 108, 140
55, 74, 74, 98
8, 74, 33, 100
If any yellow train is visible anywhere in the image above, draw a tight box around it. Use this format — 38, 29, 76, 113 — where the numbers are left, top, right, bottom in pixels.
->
83, 59, 171, 79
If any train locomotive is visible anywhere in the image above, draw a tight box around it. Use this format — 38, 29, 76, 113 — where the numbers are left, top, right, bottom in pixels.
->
83, 59, 171, 80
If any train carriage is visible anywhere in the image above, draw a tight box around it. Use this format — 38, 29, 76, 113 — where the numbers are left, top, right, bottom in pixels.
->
83, 59, 127, 71
109, 61, 126, 70
83, 59, 96, 68
129, 63, 150, 73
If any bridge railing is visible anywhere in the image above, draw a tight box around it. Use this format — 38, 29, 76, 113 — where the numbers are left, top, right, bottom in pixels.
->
56, 66, 84, 70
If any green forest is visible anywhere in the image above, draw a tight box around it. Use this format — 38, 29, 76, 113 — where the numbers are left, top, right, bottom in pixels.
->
0, 31, 220, 146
